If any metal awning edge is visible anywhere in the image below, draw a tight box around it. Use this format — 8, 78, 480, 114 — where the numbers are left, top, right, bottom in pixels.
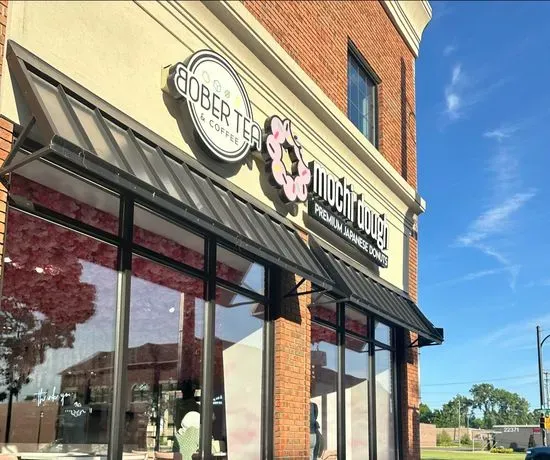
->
4, 40, 309, 236
310, 238, 443, 344
5, 39, 337, 292
48, 137, 336, 290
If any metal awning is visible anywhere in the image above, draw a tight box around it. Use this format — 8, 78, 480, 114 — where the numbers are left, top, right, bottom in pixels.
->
311, 240, 443, 345
2, 40, 335, 289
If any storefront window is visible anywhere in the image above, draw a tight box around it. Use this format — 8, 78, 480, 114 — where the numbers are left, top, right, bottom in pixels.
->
133, 205, 205, 270
375, 321, 392, 346
214, 287, 265, 458
1, 208, 117, 454
12, 165, 119, 235
124, 255, 205, 456
310, 294, 337, 324
345, 336, 369, 460
310, 322, 338, 460
375, 348, 396, 460
345, 307, 368, 339
217, 246, 265, 295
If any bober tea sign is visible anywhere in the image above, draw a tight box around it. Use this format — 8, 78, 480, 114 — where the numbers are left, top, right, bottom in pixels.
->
165, 50, 389, 268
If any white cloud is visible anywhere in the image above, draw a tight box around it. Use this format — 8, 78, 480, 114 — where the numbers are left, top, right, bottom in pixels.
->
480, 312, 550, 347
457, 191, 536, 246
455, 191, 535, 289
444, 64, 463, 119
489, 148, 521, 196
431, 266, 516, 288
443, 45, 457, 57
443, 64, 508, 122
484, 125, 519, 142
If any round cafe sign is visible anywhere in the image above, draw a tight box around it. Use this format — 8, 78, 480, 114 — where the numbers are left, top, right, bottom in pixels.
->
167, 50, 262, 163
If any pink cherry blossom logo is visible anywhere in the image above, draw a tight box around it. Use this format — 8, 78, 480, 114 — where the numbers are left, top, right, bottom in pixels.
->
262, 115, 311, 203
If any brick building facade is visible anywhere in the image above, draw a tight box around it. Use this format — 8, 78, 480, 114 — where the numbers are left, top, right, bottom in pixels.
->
242, 2, 426, 459
0, 2, 441, 460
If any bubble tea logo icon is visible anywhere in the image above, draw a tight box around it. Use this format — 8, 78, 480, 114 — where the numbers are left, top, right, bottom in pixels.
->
167, 50, 262, 163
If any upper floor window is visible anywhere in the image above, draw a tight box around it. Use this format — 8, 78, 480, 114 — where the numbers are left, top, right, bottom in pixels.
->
347, 45, 379, 145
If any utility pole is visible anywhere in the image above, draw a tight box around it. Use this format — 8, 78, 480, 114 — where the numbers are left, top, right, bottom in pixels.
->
458, 398, 461, 448
466, 408, 472, 452
544, 371, 550, 409
537, 326, 548, 446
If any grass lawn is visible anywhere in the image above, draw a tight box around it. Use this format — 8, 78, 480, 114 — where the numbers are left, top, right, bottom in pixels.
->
422, 450, 525, 460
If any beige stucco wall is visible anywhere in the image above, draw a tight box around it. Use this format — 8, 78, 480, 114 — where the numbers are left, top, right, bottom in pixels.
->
0, 0, 417, 290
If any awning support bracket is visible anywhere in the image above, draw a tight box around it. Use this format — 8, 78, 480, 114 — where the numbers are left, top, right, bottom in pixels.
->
284, 277, 330, 299
0, 117, 36, 172
0, 117, 53, 181
0, 144, 51, 179
283, 277, 306, 298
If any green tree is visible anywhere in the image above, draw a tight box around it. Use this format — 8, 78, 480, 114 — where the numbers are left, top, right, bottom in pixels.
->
471, 383, 498, 428
470, 383, 533, 428
420, 403, 435, 424
433, 395, 473, 428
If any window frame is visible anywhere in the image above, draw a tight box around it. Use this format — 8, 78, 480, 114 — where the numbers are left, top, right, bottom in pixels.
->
347, 40, 381, 148
310, 298, 398, 460
4, 148, 275, 459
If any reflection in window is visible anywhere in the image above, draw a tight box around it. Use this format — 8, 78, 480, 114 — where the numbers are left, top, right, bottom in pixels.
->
310, 294, 337, 325
345, 336, 369, 460
375, 321, 392, 346
1, 208, 117, 454
124, 256, 205, 456
133, 205, 205, 271
347, 51, 377, 144
213, 287, 265, 458
376, 348, 396, 460
310, 322, 338, 460
217, 246, 265, 295
131, 384, 151, 403
12, 168, 119, 235
345, 307, 368, 338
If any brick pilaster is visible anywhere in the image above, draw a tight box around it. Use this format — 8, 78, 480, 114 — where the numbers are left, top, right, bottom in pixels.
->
274, 231, 312, 460
401, 234, 420, 460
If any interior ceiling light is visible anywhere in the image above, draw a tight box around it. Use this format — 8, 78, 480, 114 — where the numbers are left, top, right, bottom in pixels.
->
4, 257, 11, 263
34, 267, 44, 274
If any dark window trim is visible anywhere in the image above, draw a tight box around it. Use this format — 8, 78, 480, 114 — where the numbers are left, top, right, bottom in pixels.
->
348, 40, 381, 84
369, 318, 378, 460
4, 149, 274, 460
395, 327, 405, 460
347, 39, 380, 148
311, 301, 398, 460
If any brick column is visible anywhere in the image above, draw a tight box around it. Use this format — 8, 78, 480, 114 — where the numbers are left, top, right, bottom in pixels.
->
273, 234, 312, 459
401, 235, 420, 460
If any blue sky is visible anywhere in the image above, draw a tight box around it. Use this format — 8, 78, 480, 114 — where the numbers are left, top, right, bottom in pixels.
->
417, 1, 550, 411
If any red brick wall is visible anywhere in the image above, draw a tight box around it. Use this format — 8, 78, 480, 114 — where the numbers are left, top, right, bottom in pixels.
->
243, 2, 422, 460
405, 236, 421, 460
274, 232, 312, 459
243, 0, 418, 189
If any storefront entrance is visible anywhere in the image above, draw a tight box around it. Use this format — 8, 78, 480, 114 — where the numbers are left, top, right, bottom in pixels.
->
0, 39, 442, 460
